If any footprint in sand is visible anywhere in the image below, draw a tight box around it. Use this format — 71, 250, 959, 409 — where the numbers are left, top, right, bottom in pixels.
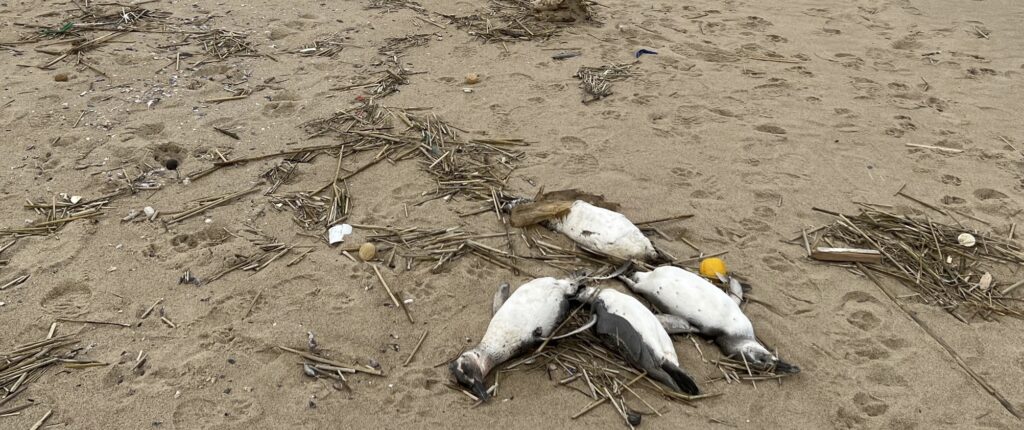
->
853, 392, 889, 417
172, 398, 262, 429
262, 101, 301, 118
560, 153, 599, 175
559, 136, 590, 152
40, 280, 93, 317
846, 311, 881, 331
754, 124, 787, 135
973, 188, 1008, 200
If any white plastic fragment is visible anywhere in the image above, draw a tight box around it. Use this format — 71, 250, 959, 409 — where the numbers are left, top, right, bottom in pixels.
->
328, 224, 353, 245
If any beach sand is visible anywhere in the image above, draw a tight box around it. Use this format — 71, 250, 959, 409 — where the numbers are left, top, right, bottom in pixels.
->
2, 0, 1023, 428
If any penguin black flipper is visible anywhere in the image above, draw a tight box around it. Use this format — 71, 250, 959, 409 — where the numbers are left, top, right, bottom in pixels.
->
661, 361, 700, 395
594, 301, 686, 393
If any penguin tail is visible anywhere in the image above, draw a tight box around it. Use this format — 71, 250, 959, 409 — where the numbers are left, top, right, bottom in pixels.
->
773, 359, 801, 375
661, 361, 700, 395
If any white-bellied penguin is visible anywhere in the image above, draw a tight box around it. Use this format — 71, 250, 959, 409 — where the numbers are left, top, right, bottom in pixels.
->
451, 276, 588, 400
622, 266, 799, 373
576, 286, 701, 395
549, 200, 657, 262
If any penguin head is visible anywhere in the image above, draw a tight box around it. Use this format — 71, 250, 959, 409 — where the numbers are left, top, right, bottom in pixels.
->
450, 351, 490, 401
736, 340, 799, 373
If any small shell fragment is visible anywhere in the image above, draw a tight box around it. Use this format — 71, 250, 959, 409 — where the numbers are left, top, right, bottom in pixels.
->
979, 272, 993, 291
303, 364, 317, 377
958, 233, 976, 247
70, 195, 82, 204
143, 206, 156, 217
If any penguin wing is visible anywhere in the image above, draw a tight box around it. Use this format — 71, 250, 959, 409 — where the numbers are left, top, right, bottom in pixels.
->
594, 302, 679, 392
492, 282, 511, 316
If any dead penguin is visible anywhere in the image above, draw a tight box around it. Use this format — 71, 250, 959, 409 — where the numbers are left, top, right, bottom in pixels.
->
623, 266, 799, 373
451, 276, 587, 400
509, 193, 657, 261
577, 286, 700, 395
549, 200, 657, 261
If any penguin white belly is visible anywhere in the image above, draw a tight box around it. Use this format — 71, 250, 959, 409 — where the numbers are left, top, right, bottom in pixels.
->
634, 266, 754, 338
596, 289, 678, 364
478, 277, 573, 362
549, 201, 655, 261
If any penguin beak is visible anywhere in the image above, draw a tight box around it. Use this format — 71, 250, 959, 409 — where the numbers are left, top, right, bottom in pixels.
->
773, 359, 801, 375
470, 380, 490, 401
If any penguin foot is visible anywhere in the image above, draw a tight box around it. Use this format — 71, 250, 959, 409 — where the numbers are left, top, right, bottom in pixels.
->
655, 314, 697, 334
661, 361, 701, 395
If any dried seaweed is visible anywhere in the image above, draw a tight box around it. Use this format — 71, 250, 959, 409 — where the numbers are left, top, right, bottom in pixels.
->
445, 0, 591, 43
1, 332, 101, 415
502, 311, 716, 428
367, 0, 427, 14
809, 208, 1024, 321
574, 63, 635, 103
1, 194, 109, 237
194, 29, 259, 64
297, 32, 350, 57
379, 33, 432, 58
270, 191, 349, 231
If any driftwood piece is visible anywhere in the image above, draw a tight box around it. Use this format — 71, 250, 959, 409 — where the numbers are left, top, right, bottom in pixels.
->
810, 247, 882, 264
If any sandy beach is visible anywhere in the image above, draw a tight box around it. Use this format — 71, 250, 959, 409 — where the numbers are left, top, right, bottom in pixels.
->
2, 0, 1024, 428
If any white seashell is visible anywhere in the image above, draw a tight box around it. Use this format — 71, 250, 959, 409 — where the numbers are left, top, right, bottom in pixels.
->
958, 233, 976, 247
70, 195, 82, 204
143, 206, 156, 217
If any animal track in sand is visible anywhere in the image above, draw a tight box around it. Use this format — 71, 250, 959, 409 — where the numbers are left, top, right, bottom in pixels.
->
170, 226, 232, 253
560, 153, 599, 174
752, 206, 776, 218
973, 188, 1008, 200
853, 392, 889, 417
559, 136, 589, 152
844, 338, 890, 361
941, 174, 961, 186
760, 254, 794, 272
172, 398, 262, 429
846, 310, 880, 331
40, 279, 92, 316
262, 101, 300, 118
754, 124, 787, 135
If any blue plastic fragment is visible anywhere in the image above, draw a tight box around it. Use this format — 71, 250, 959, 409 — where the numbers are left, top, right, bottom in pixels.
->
635, 49, 658, 58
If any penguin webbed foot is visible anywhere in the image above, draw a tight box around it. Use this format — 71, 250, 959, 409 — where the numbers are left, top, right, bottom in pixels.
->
661, 361, 701, 395
655, 314, 698, 335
